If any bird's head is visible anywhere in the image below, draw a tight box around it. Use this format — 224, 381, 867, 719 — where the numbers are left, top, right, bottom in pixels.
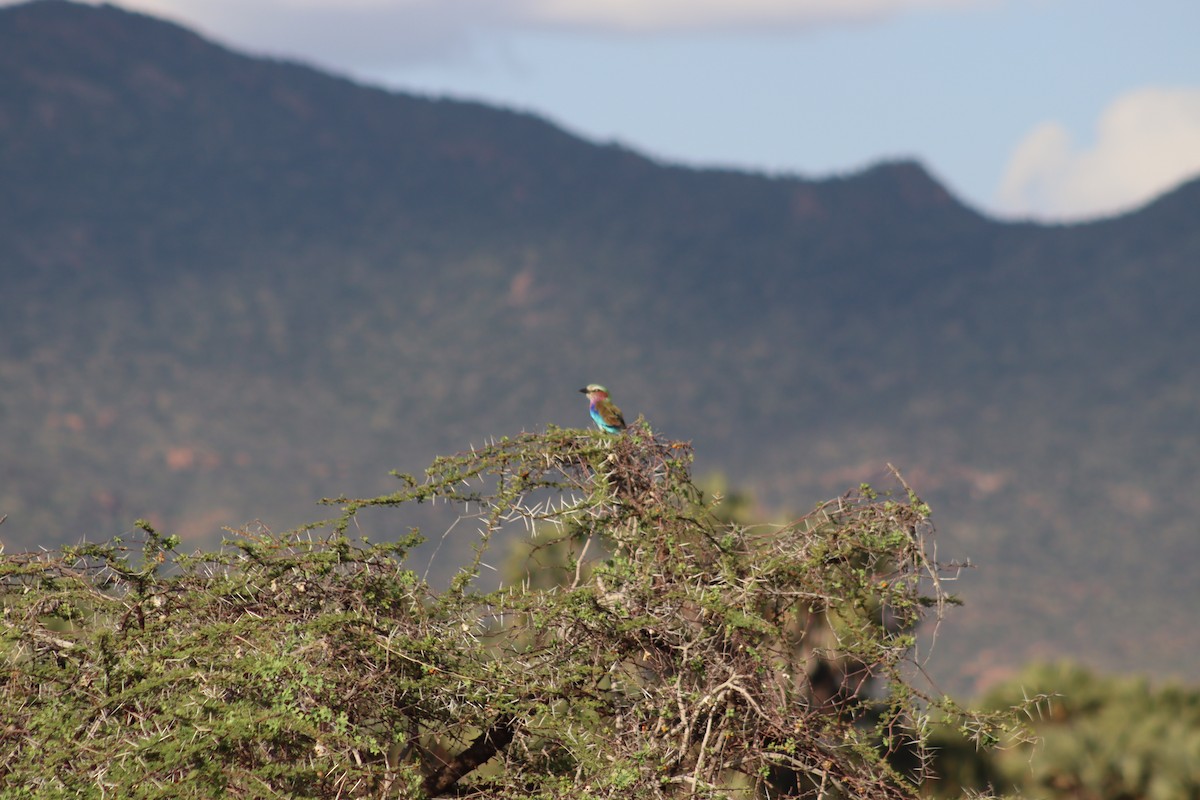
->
579, 384, 609, 400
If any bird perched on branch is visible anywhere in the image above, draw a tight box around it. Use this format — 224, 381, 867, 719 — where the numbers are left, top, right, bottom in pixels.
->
579, 384, 627, 433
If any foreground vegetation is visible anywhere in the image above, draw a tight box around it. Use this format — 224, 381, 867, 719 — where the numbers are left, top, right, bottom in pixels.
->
1, 426, 1037, 798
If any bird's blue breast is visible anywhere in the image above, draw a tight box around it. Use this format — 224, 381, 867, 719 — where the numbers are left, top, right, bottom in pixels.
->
589, 405, 624, 434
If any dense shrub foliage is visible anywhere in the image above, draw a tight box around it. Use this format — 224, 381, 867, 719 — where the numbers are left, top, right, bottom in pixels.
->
1, 426, 1018, 797
929, 661, 1200, 800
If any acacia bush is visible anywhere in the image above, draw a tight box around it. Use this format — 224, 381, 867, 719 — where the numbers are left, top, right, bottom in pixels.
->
0, 424, 1019, 798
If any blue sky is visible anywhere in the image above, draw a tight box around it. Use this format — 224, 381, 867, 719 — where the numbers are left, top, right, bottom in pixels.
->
27, 0, 1200, 221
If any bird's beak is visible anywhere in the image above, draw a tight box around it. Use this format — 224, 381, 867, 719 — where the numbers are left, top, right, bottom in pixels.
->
578, 388, 588, 394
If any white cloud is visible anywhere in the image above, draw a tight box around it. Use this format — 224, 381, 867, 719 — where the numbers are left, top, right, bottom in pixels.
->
105, 0, 983, 34
519, 0, 976, 33
55, 0, 983, 68
997, 86, 1200, 221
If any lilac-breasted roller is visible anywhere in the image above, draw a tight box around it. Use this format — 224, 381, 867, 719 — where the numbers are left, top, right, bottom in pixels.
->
579, 384, 626, 433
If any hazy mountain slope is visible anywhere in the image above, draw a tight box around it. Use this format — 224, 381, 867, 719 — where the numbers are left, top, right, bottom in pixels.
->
2, 0, 1198, 693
